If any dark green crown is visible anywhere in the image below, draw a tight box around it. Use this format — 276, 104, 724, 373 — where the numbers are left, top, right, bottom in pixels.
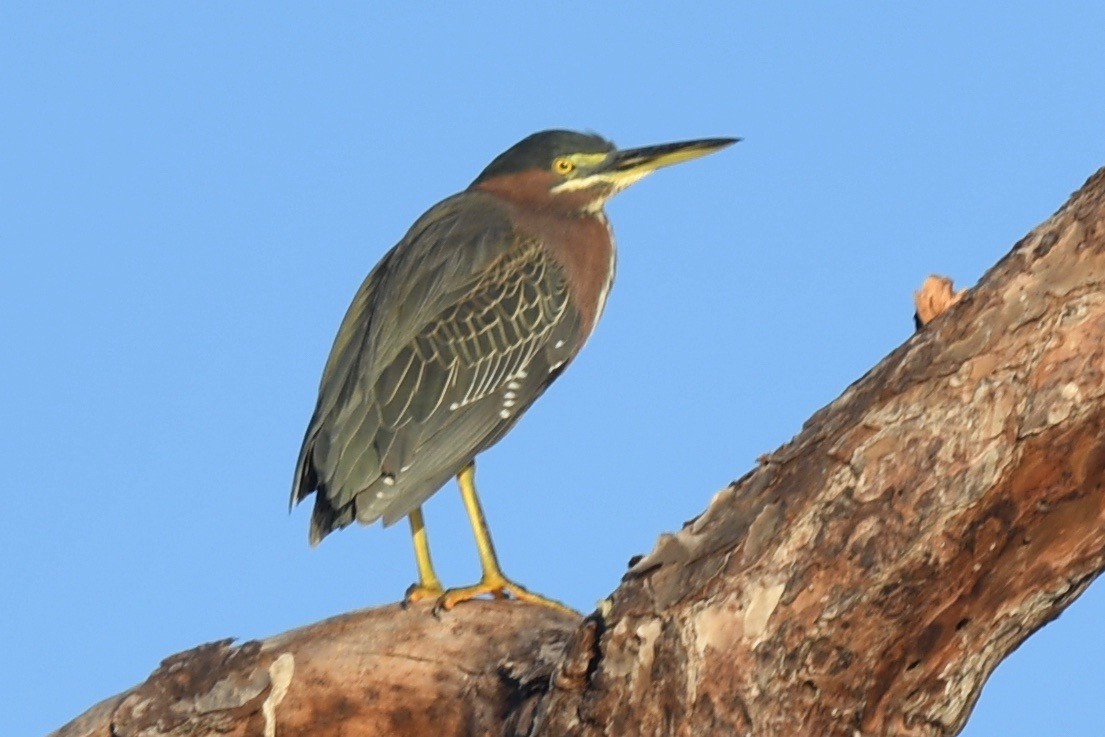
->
472, 130, 614, 184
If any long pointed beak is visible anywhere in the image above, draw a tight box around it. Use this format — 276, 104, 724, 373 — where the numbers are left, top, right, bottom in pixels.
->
605, 137, 740, 179
549, 136, 739, 198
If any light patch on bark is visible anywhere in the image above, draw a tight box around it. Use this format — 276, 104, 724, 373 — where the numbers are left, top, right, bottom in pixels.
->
635, 619, 662, 674
1047, 381, 1082, 425
850, 431, 912, 503
743, 582, 785, 644
262, 652, 294, 737
691, 486, 737, 534
960, 445, 1006, 504
1061, 381, 1081, 401
603, 619, 636, 678
693, 602, 742, 656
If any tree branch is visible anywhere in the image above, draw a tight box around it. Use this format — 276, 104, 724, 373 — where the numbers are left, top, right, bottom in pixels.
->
52, 167, 1105, 737
51, 603, 577, 737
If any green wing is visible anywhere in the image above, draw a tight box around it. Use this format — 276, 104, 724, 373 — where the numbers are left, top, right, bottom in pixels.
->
292, 191, 582, 542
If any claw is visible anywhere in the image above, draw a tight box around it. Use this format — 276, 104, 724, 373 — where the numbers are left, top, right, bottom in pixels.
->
403, 581, 445, 608
432, 575, 577, 617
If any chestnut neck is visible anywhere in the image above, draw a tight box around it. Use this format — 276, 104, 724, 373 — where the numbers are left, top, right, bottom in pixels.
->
472, 170, 616, 341
471, 170, 609, 215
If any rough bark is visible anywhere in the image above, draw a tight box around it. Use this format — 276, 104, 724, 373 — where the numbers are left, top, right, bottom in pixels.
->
53, 167, 1105, 737
52, 603, 577, 737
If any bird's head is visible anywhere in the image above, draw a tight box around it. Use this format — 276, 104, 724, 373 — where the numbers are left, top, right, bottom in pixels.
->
470, 129, 738, 212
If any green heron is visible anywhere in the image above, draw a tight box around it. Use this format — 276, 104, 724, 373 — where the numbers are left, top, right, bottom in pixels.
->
291, 130, 737, 613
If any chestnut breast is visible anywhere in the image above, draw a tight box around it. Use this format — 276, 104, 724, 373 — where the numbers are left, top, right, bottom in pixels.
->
473, 171, 617, 346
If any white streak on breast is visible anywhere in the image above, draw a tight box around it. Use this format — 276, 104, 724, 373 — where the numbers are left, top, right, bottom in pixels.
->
590, 210, 617, 335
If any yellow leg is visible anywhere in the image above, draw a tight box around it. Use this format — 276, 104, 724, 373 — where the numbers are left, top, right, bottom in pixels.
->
403, 506, 444, 605
436, 462, 577, 616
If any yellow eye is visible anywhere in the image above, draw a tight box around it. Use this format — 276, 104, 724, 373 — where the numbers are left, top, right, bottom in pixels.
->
553, 157, 575, 175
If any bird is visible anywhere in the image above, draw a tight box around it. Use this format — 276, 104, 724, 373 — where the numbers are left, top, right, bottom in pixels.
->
291, 129, 737, 613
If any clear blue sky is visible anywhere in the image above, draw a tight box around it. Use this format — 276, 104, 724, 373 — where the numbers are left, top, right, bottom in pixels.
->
4, 4, 1104, 735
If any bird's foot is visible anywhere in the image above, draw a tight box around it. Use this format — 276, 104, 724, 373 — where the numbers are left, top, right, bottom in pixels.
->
403, 580, 445, 607
433, 574, 578, 617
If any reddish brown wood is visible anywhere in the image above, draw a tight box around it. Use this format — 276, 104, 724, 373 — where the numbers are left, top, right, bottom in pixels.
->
51, 602, 577, 737
52, 167, 1105, 737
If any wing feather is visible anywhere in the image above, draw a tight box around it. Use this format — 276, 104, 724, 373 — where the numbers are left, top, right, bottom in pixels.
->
292, 191, 586, 540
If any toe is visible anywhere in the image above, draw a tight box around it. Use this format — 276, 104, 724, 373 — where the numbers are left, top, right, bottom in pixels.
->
404, 582, 445, 607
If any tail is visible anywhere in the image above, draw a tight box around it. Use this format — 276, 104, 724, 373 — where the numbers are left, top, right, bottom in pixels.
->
291, 432, 340, 546
308, 490, 357, 545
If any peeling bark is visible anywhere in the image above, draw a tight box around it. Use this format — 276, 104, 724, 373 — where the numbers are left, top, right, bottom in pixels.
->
914, 275, 965, 327
52, 167, 1105, 737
